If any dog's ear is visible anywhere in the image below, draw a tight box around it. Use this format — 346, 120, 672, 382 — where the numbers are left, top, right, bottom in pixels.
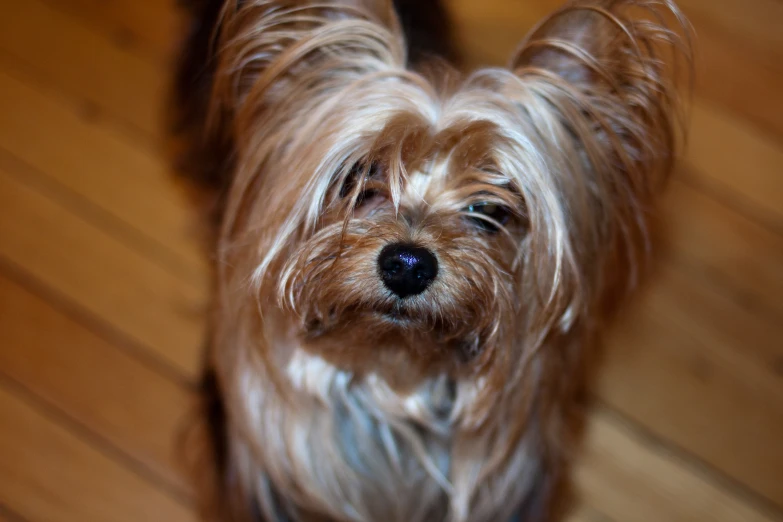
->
510, 0, 692, 184
206, 1, 406, 141
505, 0, 693, 308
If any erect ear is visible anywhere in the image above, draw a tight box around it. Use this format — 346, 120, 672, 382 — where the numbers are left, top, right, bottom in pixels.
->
505, 0, 693, 309
509, 0, 693, 182
513, 0, 692, 87
208, 0, 406, 135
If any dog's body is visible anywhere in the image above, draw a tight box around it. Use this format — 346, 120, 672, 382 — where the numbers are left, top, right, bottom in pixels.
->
174, 1, 691, 521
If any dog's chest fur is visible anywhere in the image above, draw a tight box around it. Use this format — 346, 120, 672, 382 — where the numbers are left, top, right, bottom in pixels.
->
224, 347, 543, 522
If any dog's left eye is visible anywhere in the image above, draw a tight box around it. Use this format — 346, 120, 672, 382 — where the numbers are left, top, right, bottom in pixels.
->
465, 202, 511, 232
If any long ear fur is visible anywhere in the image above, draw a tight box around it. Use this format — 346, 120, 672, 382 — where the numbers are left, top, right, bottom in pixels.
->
172, 0, 407, 232
208, 1, 403, 132
205, 1, 409, 243
509, 0, 693, 312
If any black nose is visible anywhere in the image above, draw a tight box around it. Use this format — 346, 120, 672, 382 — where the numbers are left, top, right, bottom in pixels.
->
378, 243, 438, 298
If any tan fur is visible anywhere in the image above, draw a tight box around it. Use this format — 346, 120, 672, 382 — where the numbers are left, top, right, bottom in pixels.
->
184, 1, 693, 520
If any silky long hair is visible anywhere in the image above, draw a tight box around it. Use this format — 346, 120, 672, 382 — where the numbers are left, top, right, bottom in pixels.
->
178, 1, 692, 521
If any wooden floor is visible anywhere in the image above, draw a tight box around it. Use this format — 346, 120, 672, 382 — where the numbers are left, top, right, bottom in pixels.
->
0, 0, 781, 520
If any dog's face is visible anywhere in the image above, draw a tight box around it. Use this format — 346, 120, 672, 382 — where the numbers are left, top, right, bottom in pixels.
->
277, 93, 535, 377
242, 74, 590, 387
211, 0, 687, 406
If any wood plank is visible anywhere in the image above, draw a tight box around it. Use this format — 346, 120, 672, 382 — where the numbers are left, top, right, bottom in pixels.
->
684, 102, 783, 231
0, 165, 203, 379
673, 0, 783, 140
0, 269, 194, 493
0, 0, 165, 138
687, 11, 783, 141
0, 68, 208, 282
44, 0, 183, 62
575, 410, 778, 522
0, 384, 195, 522
659, 180, 783, 325
599, 259, 783, 507
676, 0, 783, 57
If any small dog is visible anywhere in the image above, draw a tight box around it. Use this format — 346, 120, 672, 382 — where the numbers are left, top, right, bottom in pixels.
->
174, 1, 692, 521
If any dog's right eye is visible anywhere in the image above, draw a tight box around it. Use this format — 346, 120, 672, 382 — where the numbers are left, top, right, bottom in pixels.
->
339, 161, 381, 205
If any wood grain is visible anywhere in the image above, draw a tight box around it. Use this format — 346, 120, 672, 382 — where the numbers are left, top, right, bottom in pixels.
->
685, 9, 783, 140
676, 0, 783, 58
0, 270, 194, 493
576, 410, 779, 522
685, 102, 783, 230
600, 260, 783, 507
659, 180, 783, 323
0, 0, 166, 138
44, 0, 182, 62
0, 165, 204, 379
0, 67, 208, 281
0, 385, 196, 522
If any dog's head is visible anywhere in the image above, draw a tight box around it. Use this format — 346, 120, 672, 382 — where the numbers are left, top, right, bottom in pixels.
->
211, 0, 690, 414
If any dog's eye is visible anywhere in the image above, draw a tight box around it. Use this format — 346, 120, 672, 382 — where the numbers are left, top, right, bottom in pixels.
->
340, 161, 382, 207
339, 161, 379, 198
465, 202, 511, 233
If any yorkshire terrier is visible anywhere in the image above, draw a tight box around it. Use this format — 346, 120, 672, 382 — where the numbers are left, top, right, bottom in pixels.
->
174, 1, 692, 521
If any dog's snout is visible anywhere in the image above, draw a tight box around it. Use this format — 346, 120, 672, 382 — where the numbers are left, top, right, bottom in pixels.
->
378, 243, 438, 298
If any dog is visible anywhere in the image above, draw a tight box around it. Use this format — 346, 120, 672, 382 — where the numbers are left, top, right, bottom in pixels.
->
173, 1, 692, 520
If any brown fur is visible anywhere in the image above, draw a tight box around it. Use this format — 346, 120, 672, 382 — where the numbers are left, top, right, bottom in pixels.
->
174, 1, 693, 521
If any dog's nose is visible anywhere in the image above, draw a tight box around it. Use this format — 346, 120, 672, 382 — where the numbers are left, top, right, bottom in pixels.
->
378, 243, 438, 298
